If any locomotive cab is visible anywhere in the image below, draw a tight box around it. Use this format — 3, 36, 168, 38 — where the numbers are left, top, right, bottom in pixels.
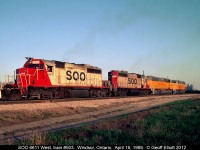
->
16, 57, 51, 98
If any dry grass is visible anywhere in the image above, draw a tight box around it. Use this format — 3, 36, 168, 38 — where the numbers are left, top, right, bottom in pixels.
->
1, 94, 200, 145
21, 130, 47, 145
19, 98, 200, 145
0, 106, 98, 127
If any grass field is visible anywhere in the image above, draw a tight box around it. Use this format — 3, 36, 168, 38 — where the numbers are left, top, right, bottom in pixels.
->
19, 98, 200, 145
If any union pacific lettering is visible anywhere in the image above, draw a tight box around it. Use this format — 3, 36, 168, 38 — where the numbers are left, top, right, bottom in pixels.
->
66, 70, 86, 81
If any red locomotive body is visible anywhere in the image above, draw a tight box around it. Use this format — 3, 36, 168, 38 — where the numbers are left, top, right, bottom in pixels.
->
17, 58, 52, 89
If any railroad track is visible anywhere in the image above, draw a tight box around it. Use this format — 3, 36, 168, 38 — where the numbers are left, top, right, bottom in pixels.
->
0, 95, 148, 105
0, 93, 192, 105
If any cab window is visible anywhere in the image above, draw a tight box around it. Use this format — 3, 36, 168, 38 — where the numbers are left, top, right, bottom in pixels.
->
47, 66, 53, 72
39, 64, 44, 69
27, 64, 39, 68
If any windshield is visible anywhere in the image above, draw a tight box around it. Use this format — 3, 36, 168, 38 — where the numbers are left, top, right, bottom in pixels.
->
27, 64, 39, 68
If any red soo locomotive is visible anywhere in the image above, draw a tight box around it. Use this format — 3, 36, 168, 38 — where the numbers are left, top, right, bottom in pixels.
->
0, 57, 186, 100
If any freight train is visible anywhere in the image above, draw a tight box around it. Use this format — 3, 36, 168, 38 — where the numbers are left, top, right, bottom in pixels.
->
0, 57, 187, 100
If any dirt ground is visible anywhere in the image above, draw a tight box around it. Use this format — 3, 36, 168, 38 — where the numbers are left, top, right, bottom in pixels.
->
0, 94, 199, 144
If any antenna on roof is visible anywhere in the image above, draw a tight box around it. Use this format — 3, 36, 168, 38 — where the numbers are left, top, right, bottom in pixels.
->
25, 57, 33, 60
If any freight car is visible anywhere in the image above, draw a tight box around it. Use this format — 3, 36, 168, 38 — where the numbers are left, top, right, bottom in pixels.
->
0, 57, 187, 100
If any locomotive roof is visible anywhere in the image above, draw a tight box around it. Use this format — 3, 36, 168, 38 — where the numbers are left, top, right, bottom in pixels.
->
128, 72, 143, 76
171, 80, 178, 83
179, 81, 185, 84
171, 80, 185, 84
41, 59, 101, 70
147, 76, 170, 82
111, 70, 128, 74
111, 70, 146, 79
178, 80, 186, 84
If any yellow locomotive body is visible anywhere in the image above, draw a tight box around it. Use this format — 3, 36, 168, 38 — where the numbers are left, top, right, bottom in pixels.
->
146, 76, 186, 94
146, 76, 171, 94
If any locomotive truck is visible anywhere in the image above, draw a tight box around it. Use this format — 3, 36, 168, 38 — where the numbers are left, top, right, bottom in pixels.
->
0, 57, 187, 100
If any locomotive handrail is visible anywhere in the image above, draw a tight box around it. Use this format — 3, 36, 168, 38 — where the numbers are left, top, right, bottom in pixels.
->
17, 69, 38, 89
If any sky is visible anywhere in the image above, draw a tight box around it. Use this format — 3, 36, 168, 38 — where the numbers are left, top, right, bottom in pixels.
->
0, 0, 200, 89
